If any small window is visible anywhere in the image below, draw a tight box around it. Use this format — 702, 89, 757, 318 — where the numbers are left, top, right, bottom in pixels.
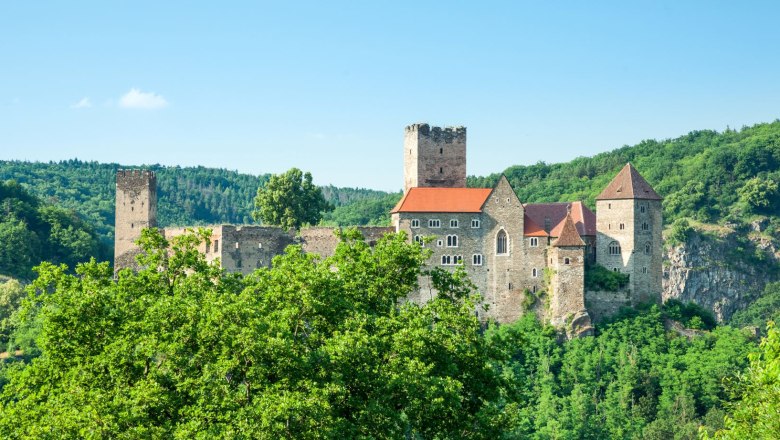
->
496, 230, 508, 255
645, 243, 651, 254
532, 285, 537, 293
640, 205, 646, 213
613, 267, 619, 272
446, 235, 458, 247
619, 223, 625, 230
235, 242, 240, 249
131, 223, 134, 229
450, 219, 459, 228
642, 267, 648, 274
258, 242, 262, 249
564, 257, 570, 265
439, 167, 443, 174
508, 283, 513, 290
609, 241, 621, 255
642, 222, 649, 231
441, 255, 451, 265
214, 240, 219, 251
471, 219, 481, 228
532, 268, 538, 278
455, 255, 463, 265
413, 235, 423, 246
437, 240, 443, 247
472, 254, 483, 266
428, 219, 441, 228
608, 203, 612, 209
439, 147, 443, 154
608, 224, 611, 230
530, 237, 539, 247
206, 242, 211, 253
411, 219, 420, 228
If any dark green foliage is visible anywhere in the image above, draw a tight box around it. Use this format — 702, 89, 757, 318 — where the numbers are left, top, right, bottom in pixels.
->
663, 299, 718, 330
321, 192, 402, 226
585, 263, 630, 291
0, 180, 105, 280
730, 282, 780, 330
490, 307, 756, 439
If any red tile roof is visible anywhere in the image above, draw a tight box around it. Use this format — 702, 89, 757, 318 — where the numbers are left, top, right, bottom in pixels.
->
391, 187, 493, 213
552, 213, 585, 247
596, 163, 662, 200
524, 202, 596, 237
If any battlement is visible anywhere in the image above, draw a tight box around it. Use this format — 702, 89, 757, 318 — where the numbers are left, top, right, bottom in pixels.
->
116, 169, 156, 191
405, 123, 466, 141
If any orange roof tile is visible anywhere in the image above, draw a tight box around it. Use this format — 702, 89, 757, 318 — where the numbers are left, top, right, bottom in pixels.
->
596, 163, 662, 200
391, 187, 493, 213
552, 213, 585, 247
524, 202, 596, 237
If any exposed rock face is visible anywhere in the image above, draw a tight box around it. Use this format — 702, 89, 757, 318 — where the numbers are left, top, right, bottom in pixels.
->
663, 228, 780, 322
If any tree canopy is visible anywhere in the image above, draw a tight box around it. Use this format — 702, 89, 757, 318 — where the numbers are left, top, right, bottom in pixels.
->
252, 168, 332, 230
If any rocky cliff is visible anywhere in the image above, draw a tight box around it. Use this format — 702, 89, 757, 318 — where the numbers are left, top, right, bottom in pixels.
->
663, 220, 780, 322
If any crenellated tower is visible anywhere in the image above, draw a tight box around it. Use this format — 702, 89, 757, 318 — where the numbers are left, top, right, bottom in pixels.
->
403, 123, 467, 193
114, 169, 157, 271
595, 163, 663, 304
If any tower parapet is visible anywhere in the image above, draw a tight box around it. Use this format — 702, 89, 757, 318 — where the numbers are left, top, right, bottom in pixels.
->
403, 123, 467, 193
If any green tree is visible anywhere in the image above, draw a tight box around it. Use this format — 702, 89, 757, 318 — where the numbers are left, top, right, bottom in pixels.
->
704, 322, 780, 439
0, 228, 509, 438
0, 278, 25, 346
252, 168, 332, 230
738, 176, 779, 213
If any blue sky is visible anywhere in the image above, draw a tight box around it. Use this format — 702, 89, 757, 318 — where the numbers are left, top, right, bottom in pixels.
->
1, 1, 779, 191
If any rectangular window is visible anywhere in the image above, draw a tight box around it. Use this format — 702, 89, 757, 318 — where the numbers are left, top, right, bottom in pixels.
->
619, 223, 625, 230
214, 240, 219, 252
640, 205, 646, 213
450, 219, 459, 228
472, 254, 483, 266
455, 255, 463, 265
428, 219, 441, 228
529, 237, 539, 247
471, 219, 481, 228
411, 219, 420, 228
441, 255, 451, 265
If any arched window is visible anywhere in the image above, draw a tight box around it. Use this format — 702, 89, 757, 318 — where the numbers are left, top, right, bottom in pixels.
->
413, 235, 423, 246
609, 241, 621, 255
645, 243, 651, 254
564, 257, 571, 265
532, 268, 538, 278
446, 235, 458, 247
496, 230, 508, 255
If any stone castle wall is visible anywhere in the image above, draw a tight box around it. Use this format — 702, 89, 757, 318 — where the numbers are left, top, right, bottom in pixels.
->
549, 245, 587, 327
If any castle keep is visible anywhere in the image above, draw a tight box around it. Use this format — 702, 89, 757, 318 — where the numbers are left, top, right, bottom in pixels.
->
115, 123, 663, 335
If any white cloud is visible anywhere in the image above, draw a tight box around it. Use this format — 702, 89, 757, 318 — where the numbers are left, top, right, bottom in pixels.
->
71, 97, 92, 109
119, 88, 168, 109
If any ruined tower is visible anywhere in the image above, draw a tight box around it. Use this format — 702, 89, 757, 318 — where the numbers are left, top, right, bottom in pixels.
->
114, 170, 157, 271
403, 123, 467, 193
595, 163, 663, 304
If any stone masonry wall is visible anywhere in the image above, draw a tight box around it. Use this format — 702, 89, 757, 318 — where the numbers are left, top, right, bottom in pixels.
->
550, 245, 586, 327
115, 170, 157, 272
403, 124, 467, 193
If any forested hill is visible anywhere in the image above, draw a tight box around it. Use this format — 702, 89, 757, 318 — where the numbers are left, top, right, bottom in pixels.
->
470, 120, 780, 226
2, 120, 779, 254
0, 161, 401, 248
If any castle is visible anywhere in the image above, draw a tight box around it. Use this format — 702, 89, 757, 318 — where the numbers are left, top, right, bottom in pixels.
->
115, 123, 663, 336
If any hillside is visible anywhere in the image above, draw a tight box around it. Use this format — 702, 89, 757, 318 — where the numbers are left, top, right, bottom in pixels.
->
2, 120, 779, 323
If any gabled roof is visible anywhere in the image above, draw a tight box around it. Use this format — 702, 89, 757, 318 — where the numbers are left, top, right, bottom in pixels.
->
391, 187, 493, 213
552, 213, 585, 247
596, 163, 662, 201
524, 201, 596, 237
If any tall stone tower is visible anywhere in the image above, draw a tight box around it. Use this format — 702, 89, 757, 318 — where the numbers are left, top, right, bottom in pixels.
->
114, 170, 157, 271
595, 163, 663, 304
403, 123, 467, 193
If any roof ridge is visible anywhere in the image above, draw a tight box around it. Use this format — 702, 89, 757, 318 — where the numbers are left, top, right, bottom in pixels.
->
552, 213, 585, 247
596, 163, 662, 201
